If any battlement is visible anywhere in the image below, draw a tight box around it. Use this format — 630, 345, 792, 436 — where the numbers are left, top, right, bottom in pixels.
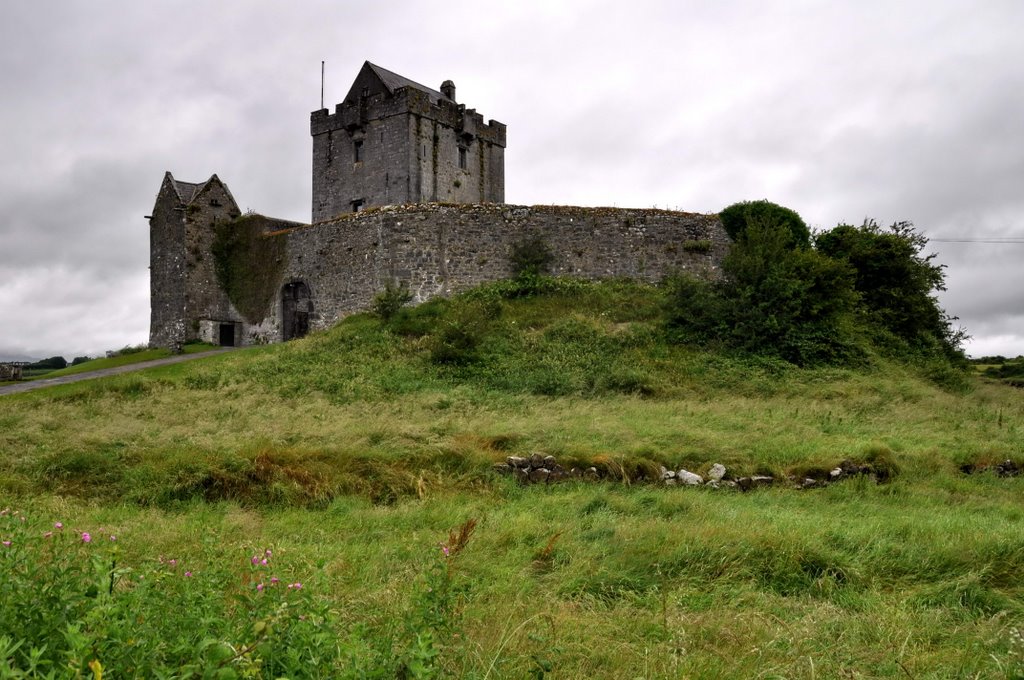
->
310, 87, 506, 147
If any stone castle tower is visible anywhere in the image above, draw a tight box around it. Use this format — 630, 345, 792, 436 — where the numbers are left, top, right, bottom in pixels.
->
310, 61, 506, 221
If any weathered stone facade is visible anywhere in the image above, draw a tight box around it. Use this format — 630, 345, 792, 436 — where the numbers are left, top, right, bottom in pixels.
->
148, 62, 730, 349
311, 61, 505, 222
148, 172, 303, 348
252, 203, 727, 343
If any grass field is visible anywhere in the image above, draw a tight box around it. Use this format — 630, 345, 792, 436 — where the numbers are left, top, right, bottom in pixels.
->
2, 280, 1022, 678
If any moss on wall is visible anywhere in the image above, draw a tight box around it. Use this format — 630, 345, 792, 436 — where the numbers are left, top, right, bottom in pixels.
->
211, 214, 286, 323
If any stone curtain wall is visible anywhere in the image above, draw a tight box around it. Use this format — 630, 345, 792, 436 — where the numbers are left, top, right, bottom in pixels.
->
258, 204, 728, 340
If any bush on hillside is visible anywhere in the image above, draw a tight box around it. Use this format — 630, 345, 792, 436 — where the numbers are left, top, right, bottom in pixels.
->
667, 215, 859, 365
669, 201, 967, 375
372, 280, 414, 321
719, 200, 811, 248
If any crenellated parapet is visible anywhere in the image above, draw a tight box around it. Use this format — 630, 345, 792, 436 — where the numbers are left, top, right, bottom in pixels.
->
311, 87, 506, 148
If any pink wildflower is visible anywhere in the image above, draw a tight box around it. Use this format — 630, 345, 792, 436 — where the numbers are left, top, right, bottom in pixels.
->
169, 559, 177, 567
2, 541, 10, 547
184, 571, 193, 578
43, 531, 53, 538
54, 522, 63, 529
256, 583, 264, 592
287, 582, 303, 590
270, 577, 280, 584
81, 532, 91, 543
265, 549, 272, 557
441, 545, 450, 557
251, 555, 259, 565
261, 558, 268, 565
109, 535, 116, 542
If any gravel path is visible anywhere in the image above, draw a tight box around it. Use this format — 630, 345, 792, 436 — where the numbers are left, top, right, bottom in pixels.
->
0, 348, 236, 397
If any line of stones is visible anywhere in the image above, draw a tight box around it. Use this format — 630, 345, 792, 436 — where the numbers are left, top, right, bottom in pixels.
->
493, 455, 888, 489
958, 459, 1021, 477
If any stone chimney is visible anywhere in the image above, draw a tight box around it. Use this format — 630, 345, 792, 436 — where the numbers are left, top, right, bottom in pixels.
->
440, 80, 456, 102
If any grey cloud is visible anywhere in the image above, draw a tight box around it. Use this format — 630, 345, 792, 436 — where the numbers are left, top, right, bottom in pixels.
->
2, 0, 1024, 358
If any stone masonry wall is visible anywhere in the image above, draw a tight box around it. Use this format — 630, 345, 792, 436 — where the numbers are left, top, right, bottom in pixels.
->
249, 203, 728, 342
182, 181, 244, 337
149, 177, 189, 348
311, 88, 506, 221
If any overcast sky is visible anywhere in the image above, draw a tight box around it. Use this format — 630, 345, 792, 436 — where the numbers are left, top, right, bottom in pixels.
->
2, 0, 1022, 360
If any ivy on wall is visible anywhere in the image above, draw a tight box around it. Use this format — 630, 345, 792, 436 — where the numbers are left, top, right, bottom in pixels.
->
211, 214, 286, 323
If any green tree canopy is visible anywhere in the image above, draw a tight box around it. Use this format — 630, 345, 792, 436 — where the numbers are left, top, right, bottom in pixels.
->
668, 215, 858, 365
815, 220, 965, 359
719, 200, 811, 248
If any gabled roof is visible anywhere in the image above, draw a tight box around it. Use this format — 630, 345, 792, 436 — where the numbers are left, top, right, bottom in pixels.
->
170, 177, 204, 204
159, 172, 238, 212
344, 61, 451, 105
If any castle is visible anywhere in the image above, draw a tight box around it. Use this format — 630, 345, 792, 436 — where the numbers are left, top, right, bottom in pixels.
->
149, 61, 728, 349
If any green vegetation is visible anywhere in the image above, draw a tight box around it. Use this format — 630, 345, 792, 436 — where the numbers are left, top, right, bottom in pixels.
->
26, 356, 68, 371
212, 214, 287, 323
2, 280, 1023, 676
669, 203, 966, 375
974, 355, 1024, 388
681, 238, 713, 254
371, 280, 414, 322
718, 199, 811, 247
817, 219, 966, 362
1, 246, 1020, 675
508, 234, 555, 277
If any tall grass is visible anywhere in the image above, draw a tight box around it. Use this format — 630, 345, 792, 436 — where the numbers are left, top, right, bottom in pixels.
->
2, 279, 1023, 677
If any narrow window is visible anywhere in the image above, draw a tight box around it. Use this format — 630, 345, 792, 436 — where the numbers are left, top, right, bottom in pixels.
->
326, 131, 333, 165
458, 147, 467, 170
354, 140, 363, 163
352, 199, 364, 212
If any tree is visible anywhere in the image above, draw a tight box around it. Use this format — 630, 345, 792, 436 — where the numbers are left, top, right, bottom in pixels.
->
28, 356, 67, 370
668, 213, 858, 365
719, 200, 811, 248
815, 220, 965, 359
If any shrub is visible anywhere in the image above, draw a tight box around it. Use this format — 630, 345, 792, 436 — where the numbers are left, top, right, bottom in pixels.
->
681, 239, 714, 254
372, 280, 414, 321
509, 235, 554, 277
667, 218, 860, 365
719, 200, 810, 248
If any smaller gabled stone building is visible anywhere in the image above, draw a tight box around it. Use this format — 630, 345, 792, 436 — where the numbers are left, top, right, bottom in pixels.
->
148, 172, 302, 348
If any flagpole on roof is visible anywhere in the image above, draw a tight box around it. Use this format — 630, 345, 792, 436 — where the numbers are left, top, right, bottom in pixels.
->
321, 61, 325, 110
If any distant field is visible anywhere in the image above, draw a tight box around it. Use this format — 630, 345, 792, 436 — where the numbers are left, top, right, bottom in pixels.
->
2, 280, 1022, 678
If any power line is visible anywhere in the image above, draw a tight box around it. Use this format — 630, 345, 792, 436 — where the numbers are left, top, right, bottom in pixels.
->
930, 238, 1024, 243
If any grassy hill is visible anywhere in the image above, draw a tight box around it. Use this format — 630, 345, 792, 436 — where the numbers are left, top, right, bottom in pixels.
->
2, 279, 1023, 678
